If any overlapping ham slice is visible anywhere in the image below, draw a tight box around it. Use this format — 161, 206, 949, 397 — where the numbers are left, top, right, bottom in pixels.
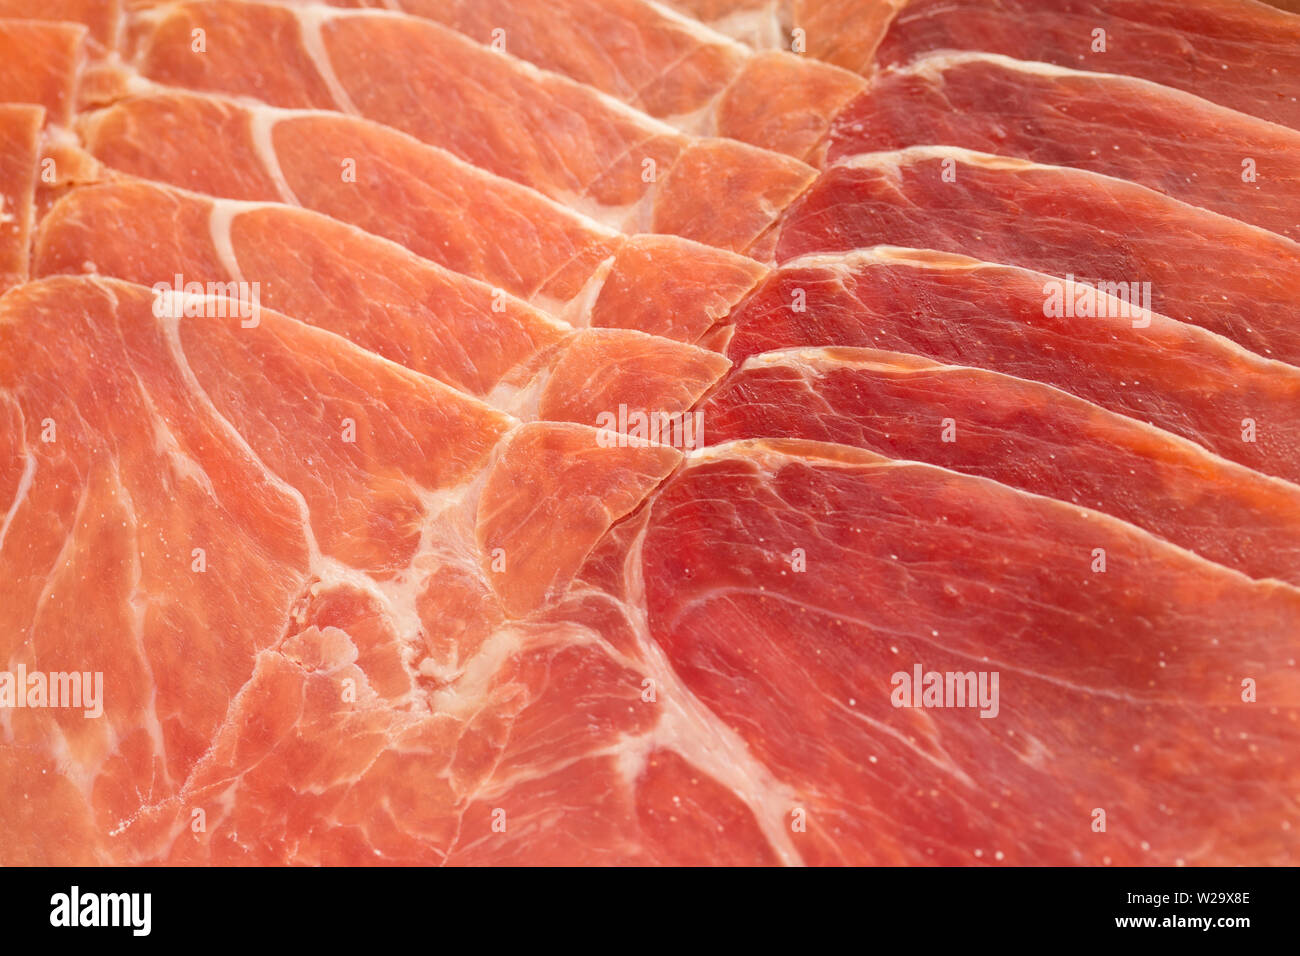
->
702, 347, 1300, 584
858, 0, 1300, 131
667, 0, 1300, 129
117, 0, 815, 249
76, 91, 767, 340
0, 276, 712, 863
2, 0, 1297, 868
0, 20, 86, 126
359, 0, 865, 160
777, 148, 1300, 365
0, 104, 41, 292
826, 53, 1300, 241
634, 438, 1300, 865
726, 248, 1300, 486
33, 180, 731, 418
0, 0, 120, 48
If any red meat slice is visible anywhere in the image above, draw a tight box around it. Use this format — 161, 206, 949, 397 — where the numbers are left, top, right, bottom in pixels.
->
0, 276, 690, 863
0, 0, 121, 53
638, 438, 1300, 865
827, 53, 1300, 241
797, 0, 1300, 131
0, 20, 86, 126
375, 0, 865, 159
77, 91, 768, 338
0, 0, 121, 48
0, 104, 42, 292
6, 0, 1299, 870
33, 181, 730, 418
701, 347, 1300, 584
776, 149, 1300, 365
726, 249, 1300, 485
121, 0, 815, 251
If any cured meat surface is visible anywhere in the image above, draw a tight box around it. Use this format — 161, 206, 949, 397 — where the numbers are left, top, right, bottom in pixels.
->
798, 0, 1300, 129
77, 91, 769, 327
122, 0, 816, 249
827, 53, 1300, 240
703, 347, 1300, 583
0, 105, 41, 292
0, 0, 120, 47
373, 0, 867, 160
0, 20, 85, 126
639, 439, 1300, 865
776, 149, 1300, 364
2, 0, 1298, 868
727, 249, 1300, 485
33, 181, 731, 415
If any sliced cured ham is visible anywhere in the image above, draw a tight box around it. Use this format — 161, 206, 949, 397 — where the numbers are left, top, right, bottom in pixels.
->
4, 0, 1298, 870
777, 148, 1300, 365
636, 438, 1300, 865
33, 180, 731, 416
0, 0, 121, 48
77, 92, 767, 339
827, 53, 1300, 241
702, 347, 1300, 584
0, 276, 691, 863
797, 0, 1300, 131
0, 104, 42, 292
368, 0, 866, 160
0, 20, 86, 126
655, 0, 788, 49
121, 0, 816, 249
726, 248, 1300, 486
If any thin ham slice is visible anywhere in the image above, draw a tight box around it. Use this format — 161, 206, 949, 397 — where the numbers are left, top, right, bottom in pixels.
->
726, 248, 1300, 486
3, 0, 1298, 869
0, 20, 86, 126
120, 0, 816, 250
0, 104, 42, 292
702, 346, 1300, 584
863, 0, 1300, 131
638, 438, 1300, 865
77, 91, 767, 340
776, 148, 1300, 365
373, 0, 866, 160
0, 276, 689, 863
0, 0, 121, 48
33, 180, 731, 419
826, 53, 1300, 241
777, 0, 1300, 131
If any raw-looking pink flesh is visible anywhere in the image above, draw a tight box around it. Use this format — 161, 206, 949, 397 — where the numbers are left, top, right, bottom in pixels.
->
0, 105, 42, 292
826, 53, 1300, 241
0, 0, 1297, 866
775, 151, 1300, 366
121, 0, 816, 252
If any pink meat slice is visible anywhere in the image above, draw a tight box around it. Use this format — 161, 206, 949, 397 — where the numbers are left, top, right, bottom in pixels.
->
796, 0, 1300, 131
0, 20, 86, 126
77, 91, 766, 342
726, 249, 1300, 486
121, 0, 816, 252
0, 276, 694, 863
776, 149, 1300, 366
369, 0, 866, 160
5, 0, 1298, 870
33, 180, 730, 418
637, 438, 1300, 865
702, 347, 1300, 584
826, 53, 1300, 241
0, 104, 42, 292
0, 0, 121, 49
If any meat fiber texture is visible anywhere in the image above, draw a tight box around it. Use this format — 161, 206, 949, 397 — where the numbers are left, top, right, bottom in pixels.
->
0, 0, 1297, 867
